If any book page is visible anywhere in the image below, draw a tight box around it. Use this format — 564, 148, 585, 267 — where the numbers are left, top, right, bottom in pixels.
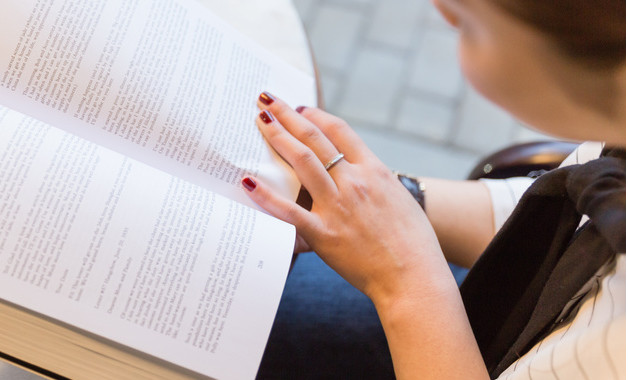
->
0, 0, 316, 209
0, 107, 295, 380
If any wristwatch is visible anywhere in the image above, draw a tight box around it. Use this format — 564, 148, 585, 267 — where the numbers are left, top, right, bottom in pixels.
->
395, 172, 426, 210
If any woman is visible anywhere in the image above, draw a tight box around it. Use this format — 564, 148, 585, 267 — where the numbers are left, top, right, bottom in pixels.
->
245, 0, 625, 378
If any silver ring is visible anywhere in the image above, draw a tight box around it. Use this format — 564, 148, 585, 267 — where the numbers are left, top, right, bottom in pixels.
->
324, 153, 345, 171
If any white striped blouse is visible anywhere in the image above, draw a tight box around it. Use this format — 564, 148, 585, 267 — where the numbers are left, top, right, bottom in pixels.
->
481, 142, 625, 380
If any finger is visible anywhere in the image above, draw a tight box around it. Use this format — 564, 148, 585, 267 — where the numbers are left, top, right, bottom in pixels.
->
256, 110, 338, 197
297, 106, 375, 162
241, 176, 316, 235
258, 92, 345, 165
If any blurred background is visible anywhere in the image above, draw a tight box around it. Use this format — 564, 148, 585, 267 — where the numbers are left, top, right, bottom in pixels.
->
293, 0, 551, 179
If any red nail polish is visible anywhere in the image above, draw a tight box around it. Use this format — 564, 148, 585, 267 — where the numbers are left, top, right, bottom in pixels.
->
242, 177, 257, 191
296, 106, 307, 114
259, 110, 274, 124
259, 92, 275, 106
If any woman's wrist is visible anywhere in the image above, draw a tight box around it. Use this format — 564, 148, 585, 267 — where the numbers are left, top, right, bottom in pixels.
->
367, 249, 457, 315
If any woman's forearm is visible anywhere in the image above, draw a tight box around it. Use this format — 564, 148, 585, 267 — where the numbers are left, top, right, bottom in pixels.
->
422, 178, 495, 268
373, 256, 489, 380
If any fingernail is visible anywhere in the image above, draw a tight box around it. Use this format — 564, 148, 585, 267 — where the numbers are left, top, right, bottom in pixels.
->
259, 92, 275, 106
259, 110, 274, 124
242, 177, 257, 192
296, 106, 307, 114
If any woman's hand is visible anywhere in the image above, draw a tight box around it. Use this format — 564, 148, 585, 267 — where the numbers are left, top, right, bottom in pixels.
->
243, 92, 451, 303
243, 92, 489, 379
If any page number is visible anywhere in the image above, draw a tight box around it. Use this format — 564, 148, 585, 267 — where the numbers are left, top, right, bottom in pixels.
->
257, 260, 264, 269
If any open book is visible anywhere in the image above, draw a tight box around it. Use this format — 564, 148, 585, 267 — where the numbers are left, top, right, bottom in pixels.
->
0, 0, 316, 379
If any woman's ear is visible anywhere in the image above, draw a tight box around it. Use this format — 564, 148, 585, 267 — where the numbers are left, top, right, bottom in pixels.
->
431, 0, 460, 29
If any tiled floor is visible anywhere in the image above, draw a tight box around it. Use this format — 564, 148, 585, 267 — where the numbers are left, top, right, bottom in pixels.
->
293, 0, 552, 179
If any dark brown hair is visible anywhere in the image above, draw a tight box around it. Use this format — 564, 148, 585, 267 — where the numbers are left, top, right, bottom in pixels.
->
492, 0, 625, 69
